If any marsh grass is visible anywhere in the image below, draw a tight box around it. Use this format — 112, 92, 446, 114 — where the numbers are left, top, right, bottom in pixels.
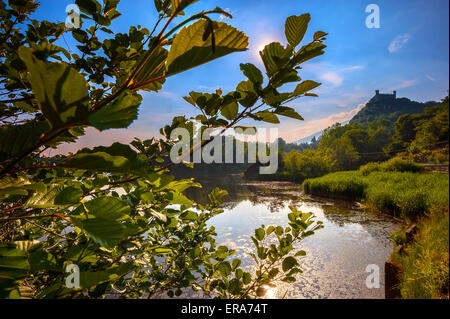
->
393, 209, 449, 299
359, 158, 424, 176
304, 170, 449, 299
303, 171, 448, 218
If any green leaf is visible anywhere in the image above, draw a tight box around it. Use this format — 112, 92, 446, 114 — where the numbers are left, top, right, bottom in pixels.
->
314, 31, 328, 41
72, 29, 89, 43
273, 106, 304, 121
179, 211, 198, 221
73, 218, 127, 248
282, 256, 298, 272
89, 92, 142, 131
25, 184, 65, 208
140, 192, 155, 203
166, 191, 193, 208
131, 47, 168, 91
170, 0, 199, 15
236, 80, 258, 108
0, 177, 31, 198
154, 247, 172, 254
242, 272, 252, 285
295, 250, 306, 257
54, 187, 83, 205
255, 228, 265, 241
0, 121, 49, 159
75, 0, 101, 15
166, 20, 248, 76
18, 47, 89, 129
63, 152, 131, 173
76, 197, 131, 221
284, 14, 310, 48
220, 101, 238, 120
255, 111, 280, 124
0, 243, 30, 293
104, 0, 120, 13
259, 42, 292, 78
63, 143, 146, 174
293, 80, 321, 96
217, 261, 232, 276
292, 42, 326, 65
240, 63, 263, 86
232, 259, 241, 270
80, 262, 133, 288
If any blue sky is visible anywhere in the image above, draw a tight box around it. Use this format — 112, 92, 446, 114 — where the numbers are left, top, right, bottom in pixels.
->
33, 0, 449, 152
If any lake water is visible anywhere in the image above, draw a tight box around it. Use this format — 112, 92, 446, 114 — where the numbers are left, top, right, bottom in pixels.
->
186, 175, 402, 299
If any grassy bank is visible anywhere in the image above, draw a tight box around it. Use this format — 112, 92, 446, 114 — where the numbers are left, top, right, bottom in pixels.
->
392, 209, 449, 298
303, 171, 448, 218
304, 170, 449, 299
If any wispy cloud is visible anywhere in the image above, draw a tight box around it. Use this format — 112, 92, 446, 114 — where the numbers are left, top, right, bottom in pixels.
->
393, 78, 419, 90
310, 63, 365, 88
388, 34, 411, 53
318, 72, 343, 87
426, 74, 436, 82
280, 103, 366, 142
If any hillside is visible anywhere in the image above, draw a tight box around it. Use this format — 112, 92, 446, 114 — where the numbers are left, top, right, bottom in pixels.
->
350, 92, 438, 125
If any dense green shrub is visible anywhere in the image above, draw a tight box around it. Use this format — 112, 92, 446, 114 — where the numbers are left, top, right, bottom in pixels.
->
0, 0, 328, 299
303, 171, 449, 217
359, 158, 424, 176
303, 171, 367, 200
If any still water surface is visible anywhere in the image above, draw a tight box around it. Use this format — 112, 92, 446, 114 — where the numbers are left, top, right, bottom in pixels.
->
186, 176, 402, 299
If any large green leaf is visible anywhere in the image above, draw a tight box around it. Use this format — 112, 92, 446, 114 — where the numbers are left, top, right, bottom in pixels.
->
293, 80, 321, 96
25, 184, 65, 208
240, 63, 263, 86
63, 143, 146, 173
0, 121, 49, 159
0, 177, 31, 198
131, 46, 168, 91
284, 14, 310, 48
75, 0, 101, 15
282, 256, 298, 272
73, 218, 127, 248
236, 80, 258, 108
54, 186, 83, 205
254, 111, 280, 124
74, 197, 131, 221
170, 0, 199, 15
63, 152, 131, 173
273, 106, 304, 121
89, 92, 142, 131
259, 42, 292, 78
166, 20, 248, 76
0, 243, 30, 297
292, 42, 326, 65
165, 191, 193, 208
80, 262, 133, 288
220, 101, 238, 120
18, 47, 90, 129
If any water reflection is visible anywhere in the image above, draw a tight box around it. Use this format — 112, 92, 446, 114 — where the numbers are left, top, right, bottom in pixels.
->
186, 175, 402, 299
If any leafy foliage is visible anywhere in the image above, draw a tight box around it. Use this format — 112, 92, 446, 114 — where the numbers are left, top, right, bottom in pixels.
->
0, 0, 326, 299
303, 171, 449, 217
